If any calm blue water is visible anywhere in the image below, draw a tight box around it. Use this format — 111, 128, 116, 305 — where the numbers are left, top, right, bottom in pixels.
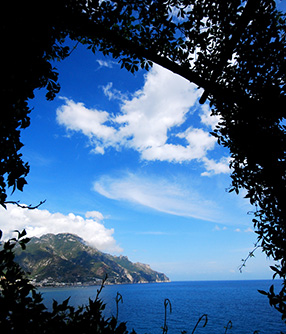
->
40, 280, 285, 334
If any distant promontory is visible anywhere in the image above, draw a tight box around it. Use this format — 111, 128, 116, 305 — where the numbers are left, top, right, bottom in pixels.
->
15, 233, 170, 286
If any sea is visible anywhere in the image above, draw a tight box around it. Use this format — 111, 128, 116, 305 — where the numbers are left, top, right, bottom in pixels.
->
40, 280, 285, 334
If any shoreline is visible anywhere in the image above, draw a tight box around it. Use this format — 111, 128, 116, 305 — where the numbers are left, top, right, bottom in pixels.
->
33, 279, 171, 288
34, 278, 281, 289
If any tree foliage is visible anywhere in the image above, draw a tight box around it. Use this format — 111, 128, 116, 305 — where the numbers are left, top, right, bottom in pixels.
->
1, 0, 285, 320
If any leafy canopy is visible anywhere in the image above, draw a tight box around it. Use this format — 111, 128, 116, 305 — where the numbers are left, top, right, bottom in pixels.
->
1, 0, 285, 320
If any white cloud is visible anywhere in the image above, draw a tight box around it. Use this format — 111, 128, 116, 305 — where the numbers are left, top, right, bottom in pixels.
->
56, 64, 229, 175
0, 205, 122, 254
57, 98, 115, 139
179, 127, 216, 158
56, 97, 118, 154
140, 127, 218, 163
115, 65, 201, 148
93, 172, 226, 223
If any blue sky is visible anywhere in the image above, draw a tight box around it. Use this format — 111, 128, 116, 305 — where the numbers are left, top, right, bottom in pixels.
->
2, 3, 285, 280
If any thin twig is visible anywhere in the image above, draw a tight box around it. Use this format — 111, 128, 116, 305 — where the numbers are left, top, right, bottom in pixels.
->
95, 274, 108, 301
238, 245, 260, 273
224, 320, 232, 334
115, 292, 123, 322
4, 200, 46, 210
191, 314, 208, 334
162, 298, 172, 334
68, 40, 81, 56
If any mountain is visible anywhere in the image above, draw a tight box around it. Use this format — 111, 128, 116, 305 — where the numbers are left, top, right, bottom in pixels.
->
14, 233, 170, 286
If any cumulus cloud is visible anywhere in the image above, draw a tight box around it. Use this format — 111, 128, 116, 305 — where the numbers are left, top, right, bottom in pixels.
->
93, 172, 226, 223
0, 204, 122, 254
56, 64, 229, 175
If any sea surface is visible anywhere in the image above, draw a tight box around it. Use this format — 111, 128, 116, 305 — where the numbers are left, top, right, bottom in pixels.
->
40, 280, 285, 334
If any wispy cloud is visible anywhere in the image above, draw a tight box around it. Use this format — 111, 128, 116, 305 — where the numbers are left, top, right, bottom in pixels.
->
96, 59, 116, 69
136, 231, 169, 235
102, 82, 129, 101
0, 205, 122, 254
56, 64, 229, 175
235, 227, 254, 233
213, 225, 227, 231
93, 172, 227, 223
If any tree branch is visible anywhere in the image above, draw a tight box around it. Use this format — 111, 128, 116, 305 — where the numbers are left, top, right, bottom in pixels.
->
82, 20, 253, 108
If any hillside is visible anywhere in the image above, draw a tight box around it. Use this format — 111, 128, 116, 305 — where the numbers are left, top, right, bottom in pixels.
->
14, 233, 170, 286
